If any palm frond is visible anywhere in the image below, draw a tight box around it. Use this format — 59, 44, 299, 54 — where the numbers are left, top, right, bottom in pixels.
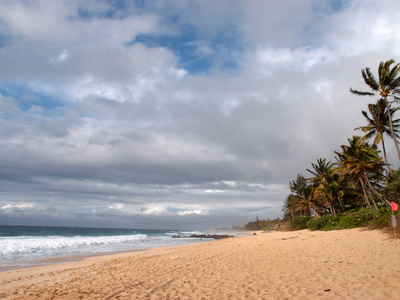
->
349, 88, 374, 96
364, 68, 380, 90
354, 125, 375, 133
361, 110, 372, 121
388, 76, 400, 91
374, 132, 383, 145
388, 62, 400, 80
379, 60, 394, 84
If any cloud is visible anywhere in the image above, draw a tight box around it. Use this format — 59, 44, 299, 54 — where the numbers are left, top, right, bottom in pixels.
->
1, 203, 34, 210
0, 94, 19, 114
0, 0, 400, 229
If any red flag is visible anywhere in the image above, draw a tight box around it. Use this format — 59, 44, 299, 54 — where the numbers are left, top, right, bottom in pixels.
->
391, 202, 399, 211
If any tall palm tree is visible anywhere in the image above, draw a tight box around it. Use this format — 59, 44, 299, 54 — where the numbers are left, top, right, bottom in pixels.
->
350, 59, 400, 161
334, 136, 388, 210
355, 98, 400, 175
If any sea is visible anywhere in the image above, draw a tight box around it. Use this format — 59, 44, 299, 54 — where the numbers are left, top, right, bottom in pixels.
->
0, 225, 238, 270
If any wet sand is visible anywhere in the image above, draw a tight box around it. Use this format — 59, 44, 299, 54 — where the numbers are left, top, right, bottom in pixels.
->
1, 228, 399, 299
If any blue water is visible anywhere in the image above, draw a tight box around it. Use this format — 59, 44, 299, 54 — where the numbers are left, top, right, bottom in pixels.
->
0, 225, 227, 269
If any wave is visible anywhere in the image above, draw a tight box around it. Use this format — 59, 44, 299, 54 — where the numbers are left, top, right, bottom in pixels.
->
0, 230, 210, 269
0, 234, 148, 265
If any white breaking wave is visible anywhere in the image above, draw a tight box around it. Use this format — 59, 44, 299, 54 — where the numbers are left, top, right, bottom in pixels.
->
0, 234, 149, 267
0, 233, 210, 269
1, 234, 148, 254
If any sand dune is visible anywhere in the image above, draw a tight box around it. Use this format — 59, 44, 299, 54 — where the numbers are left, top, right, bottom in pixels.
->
1, 228, 399, 299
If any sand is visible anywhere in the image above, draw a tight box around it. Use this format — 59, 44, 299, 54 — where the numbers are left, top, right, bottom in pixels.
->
1, 228, 399, 299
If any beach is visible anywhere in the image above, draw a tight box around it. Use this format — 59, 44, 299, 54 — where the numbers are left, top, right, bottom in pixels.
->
1, 228, 399, 299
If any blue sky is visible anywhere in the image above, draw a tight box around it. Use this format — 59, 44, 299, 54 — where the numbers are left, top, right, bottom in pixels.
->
133, 28, 241, 74
0, 0, 400, 229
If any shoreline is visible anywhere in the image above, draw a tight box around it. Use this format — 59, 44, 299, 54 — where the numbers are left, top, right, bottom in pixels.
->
1, 231, 255, 272
2, 228, 398, 299
0, 248, 151, 272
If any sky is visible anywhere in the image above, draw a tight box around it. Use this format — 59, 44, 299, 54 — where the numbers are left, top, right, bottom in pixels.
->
1, 0, 400, 230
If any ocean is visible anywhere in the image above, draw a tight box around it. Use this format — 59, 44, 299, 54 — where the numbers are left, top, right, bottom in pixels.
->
0, 225, 235, 270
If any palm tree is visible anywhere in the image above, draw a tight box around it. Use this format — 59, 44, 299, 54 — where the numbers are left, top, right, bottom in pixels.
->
308, 158, 357, 215
350, 59, 400, 161
307, 158, 335, 215
315, 172, 358, 215
355, 98, 400, 175
334, 136, 388, 210
307, 158, 333, 184
295, 186, 321, 217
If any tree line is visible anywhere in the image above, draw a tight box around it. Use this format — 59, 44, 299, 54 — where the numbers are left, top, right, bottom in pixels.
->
282, 59, 400, 222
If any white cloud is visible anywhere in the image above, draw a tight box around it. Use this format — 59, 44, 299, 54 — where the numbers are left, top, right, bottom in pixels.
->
0, 0, 160, 43
322, 0, 400, 58
177, 209, 204, 216
51, 49, 70, 63
255, 46, 331, 71
105, 203, 141, 215
0, 0, 74, 41
0, 94, 19, 114
143, 204, 169, 216
1, 203, 34, 210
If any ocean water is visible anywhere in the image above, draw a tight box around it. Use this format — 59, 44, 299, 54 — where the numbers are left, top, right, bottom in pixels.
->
0, 225, 228, 270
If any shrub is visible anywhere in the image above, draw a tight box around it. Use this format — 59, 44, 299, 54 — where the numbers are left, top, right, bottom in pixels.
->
289, 216, 312, 230
337, 215, 361, 229
289, 206, 395, 232
306, 215, 339, 231
321, 215, 340, 231
369, 207, 392, 229
306, 218, 320, 231
353, 207, 375, 225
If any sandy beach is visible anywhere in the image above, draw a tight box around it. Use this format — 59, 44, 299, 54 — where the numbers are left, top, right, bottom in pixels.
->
1, 228, 399, 299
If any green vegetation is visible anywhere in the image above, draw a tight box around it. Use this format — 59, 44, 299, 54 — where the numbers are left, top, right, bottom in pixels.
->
289, 216, 312, 230
281, 59, 400, 232
242, 216, 283, 231
306, 215, 338, 231
287, 206, 394, 231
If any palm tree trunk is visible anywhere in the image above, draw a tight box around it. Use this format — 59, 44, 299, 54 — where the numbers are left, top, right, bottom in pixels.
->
381, 139, 393, 176
362, 171, 379, 209
359, 179, 373, 210
367, 189, 378, 210
330, 202, 336, 216
312, 206, 320, 217
338, 197, 345, 212
364, 175, 391, 207
383, 96, 400, 161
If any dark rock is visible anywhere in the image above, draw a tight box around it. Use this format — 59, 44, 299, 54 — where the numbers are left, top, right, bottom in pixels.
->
171, 234, 234, 240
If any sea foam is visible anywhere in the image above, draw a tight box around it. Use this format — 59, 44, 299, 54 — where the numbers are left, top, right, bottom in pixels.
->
0, 234, 149, 268
0, 226, 221, 269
